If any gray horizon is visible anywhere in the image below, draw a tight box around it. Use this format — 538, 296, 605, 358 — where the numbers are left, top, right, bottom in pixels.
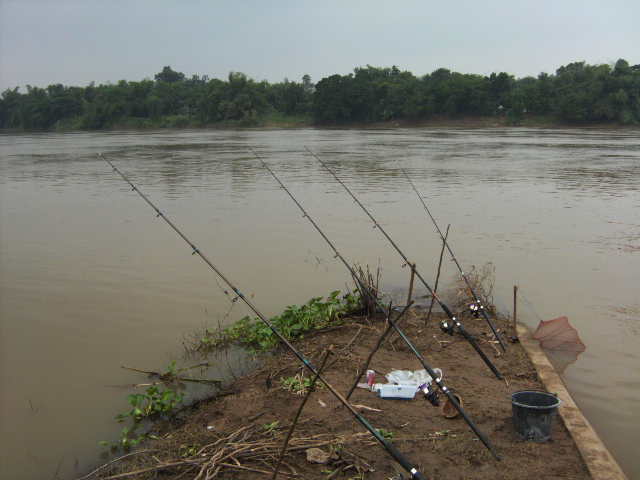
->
1, 0, 638, 91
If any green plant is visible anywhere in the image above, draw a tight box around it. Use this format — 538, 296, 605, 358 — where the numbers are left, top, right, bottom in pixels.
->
262, 420, 280, 434
279, 373, 321, 395
101, 367, 185, 451
99, 426, 147, 451
165, 360, 178, 376
199, 290, 362, 352
376, 428, 394, 441
116, 385, 184, 423
179, 444, 199, 458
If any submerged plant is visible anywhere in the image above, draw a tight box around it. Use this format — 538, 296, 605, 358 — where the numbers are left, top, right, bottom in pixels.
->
117, 385, 184, 423
101, 366, 185, 452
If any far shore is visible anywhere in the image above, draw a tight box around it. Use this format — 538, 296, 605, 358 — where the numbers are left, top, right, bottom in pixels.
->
1, 115, 637, 134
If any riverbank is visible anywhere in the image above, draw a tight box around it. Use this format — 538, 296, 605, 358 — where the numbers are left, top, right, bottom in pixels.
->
89, 308, 590, 479
2, 114, 636, 134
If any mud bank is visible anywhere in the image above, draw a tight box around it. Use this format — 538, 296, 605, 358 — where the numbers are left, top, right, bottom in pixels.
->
90, 309, 590, 480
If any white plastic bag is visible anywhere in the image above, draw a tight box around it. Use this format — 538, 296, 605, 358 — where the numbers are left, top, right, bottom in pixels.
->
385, 368, 443, 386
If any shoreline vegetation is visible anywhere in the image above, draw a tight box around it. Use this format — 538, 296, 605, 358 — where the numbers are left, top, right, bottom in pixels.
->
2, 59, 639, 133
3, 114, 639, 134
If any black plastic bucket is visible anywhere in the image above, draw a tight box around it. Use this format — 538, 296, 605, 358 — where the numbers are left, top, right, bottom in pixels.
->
511, 390, 561, 442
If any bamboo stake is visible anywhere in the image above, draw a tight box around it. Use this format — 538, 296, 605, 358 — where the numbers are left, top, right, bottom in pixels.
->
426, 224, 450, 325
272, 349, 332, 479
406, 262, 416, 306
121, 365, 222, 385
513, 285, 518, 336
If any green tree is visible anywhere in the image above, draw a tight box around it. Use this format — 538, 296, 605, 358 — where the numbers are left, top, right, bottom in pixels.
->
2, 60, 639, 131
154, 66, 185, 83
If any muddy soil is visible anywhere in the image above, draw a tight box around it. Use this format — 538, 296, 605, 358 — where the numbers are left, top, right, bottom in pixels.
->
97, 309, 590, 479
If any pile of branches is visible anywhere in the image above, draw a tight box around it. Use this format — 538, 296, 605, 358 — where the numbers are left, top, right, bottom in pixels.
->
352, 263, 381, 316
450, 262, 496, 314
89, 423, 371, 480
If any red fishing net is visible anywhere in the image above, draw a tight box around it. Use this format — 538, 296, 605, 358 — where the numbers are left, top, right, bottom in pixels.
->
532, 316, 585, 372
533, 316, 586, 352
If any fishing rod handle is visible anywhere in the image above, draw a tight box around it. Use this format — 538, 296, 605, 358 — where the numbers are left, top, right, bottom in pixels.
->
439, 299, 504, 379
384, 441, 427, 479
479, 306, 507, 352
440, 386, 501, 461
316, 372, 426, 479
456, 323, 503, 380
439, 301, 454, 319
388, 315, 498, 458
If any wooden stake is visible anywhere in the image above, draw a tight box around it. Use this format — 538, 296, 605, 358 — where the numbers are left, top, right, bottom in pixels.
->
513, 285, 518, 336
272, 349, 332, 480
426, 224, 450, 325
406, 262, 416, 306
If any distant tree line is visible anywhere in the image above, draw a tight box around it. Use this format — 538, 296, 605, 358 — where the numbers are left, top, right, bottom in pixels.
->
1, 60, 639, 130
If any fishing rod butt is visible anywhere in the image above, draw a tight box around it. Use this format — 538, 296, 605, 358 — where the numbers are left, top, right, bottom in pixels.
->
441, 387, 500, 460
440, 318, 503, 380
384, 441, 427, 479
481, 309, 507, 352
458, 324, 503, 380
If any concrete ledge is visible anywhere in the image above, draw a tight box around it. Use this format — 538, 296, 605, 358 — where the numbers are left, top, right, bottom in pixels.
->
516, 323, 628, 480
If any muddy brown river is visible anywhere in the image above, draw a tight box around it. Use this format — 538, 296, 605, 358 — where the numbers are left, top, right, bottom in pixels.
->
1, 127, 638, 479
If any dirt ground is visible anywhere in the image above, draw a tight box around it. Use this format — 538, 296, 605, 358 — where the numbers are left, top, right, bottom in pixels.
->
96, 309, 590, 480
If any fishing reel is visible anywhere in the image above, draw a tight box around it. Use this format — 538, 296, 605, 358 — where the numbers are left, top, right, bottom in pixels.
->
469, 302, 481, 318
418, 382, 440, 406
439, 319, 455, 336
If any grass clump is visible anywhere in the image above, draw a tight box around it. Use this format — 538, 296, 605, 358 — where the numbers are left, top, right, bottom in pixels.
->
200, 290, 362, 352
376, 428, 394, 441
280, 373, 324, 395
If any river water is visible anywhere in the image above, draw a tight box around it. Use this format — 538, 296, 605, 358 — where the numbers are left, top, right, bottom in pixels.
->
0, 127, 638, 479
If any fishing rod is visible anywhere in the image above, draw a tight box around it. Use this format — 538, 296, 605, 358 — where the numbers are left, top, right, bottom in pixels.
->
306, 147, 503, 381
254, 150, 500, 460
102, 155, 428, 480
248, 149, 377, 312
253, 149, 381, 310
399, 166, 507, 352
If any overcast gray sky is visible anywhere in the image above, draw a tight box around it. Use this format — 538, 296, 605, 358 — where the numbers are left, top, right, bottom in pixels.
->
1, 0, 638, 90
